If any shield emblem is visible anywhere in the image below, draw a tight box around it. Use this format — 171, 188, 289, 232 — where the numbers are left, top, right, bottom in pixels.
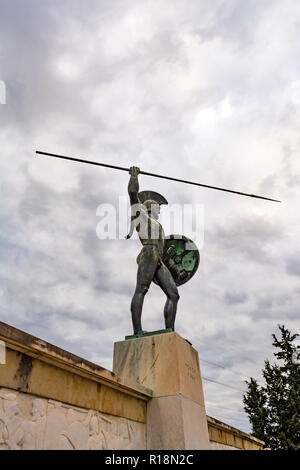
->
157, 234, 200, 286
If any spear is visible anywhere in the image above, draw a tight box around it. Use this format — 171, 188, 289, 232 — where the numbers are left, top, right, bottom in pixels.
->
35, 150, 281, 203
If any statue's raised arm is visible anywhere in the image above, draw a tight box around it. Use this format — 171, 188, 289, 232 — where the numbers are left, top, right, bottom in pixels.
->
125, 166, 142, 240
128, 166, 140, 206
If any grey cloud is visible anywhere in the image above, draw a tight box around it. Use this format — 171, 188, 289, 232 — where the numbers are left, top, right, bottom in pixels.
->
212, 0, 274, 46
206, 211, 285, 265
224, 291, 248, 305
286, 254, 300, 277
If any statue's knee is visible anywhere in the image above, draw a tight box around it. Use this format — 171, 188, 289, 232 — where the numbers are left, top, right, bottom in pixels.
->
141, 285, 149, 296
170, 290, 180, 302
137, 284, 149, 296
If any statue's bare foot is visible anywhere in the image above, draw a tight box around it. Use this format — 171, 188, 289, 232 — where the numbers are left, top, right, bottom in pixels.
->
134, 330, 148, 335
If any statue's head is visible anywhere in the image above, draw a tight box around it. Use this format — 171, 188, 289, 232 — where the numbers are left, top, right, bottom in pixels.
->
138, 191, 168, 221
143, 199, 161, 220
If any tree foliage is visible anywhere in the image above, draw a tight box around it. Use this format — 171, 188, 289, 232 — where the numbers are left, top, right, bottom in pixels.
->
243, 325, 300, 450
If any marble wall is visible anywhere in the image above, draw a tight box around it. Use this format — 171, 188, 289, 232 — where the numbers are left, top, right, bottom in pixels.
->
0, 387, 146, 450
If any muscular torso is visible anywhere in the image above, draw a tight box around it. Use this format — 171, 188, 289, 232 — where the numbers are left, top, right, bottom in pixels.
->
128, 172, 165, 257
135, 205, 165, 257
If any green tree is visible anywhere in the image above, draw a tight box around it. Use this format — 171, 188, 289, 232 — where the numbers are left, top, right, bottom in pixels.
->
243, 325, 300, 450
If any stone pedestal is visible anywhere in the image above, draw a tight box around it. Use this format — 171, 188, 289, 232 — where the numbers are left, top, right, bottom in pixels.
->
113, 331, 210, 450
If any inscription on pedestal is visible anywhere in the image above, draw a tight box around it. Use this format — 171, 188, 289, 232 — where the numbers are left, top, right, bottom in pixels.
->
184, 362, 198, 382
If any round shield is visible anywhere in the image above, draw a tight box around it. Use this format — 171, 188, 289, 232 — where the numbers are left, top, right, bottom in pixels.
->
157, 234, 200, 287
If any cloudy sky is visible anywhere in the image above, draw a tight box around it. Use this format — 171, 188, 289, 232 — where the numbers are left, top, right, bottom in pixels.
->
1, 0, 300, 433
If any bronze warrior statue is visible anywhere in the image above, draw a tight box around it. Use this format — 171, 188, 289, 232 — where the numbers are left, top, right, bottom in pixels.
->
127, 166, 180, 335
35, 151, 280, 335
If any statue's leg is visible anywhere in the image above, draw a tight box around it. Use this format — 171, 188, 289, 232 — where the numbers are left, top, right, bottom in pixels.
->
154, 263, 180, 331
131, 248, 159, 334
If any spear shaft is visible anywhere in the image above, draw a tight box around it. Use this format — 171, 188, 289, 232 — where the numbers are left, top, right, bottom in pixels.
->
35, 150, 281, 203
